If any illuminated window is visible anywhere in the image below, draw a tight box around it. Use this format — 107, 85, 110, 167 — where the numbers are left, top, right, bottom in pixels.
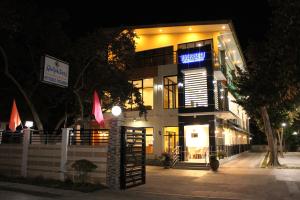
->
146, 128, 154, 154
164, 127, 179, 153
127, 78, 153, 110
163, 76, 178, 109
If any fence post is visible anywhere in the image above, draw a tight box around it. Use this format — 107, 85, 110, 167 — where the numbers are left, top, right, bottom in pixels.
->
60, 128, 72, 181
21, 128, 31, 177
107, 116, 123, 190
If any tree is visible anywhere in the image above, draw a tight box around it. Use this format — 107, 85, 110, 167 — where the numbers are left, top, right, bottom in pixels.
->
0, 1, 145, 130
234, 0, 300, 166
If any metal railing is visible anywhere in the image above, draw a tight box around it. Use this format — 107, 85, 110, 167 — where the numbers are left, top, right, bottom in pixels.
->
69, 129, 109, 145
30, 130, 62, 144
216, 144, 250, 159
135, 51, 177, 68
0, 131, 23, 144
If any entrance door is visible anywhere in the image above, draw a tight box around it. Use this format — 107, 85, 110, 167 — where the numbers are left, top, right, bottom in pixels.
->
184, 125, 209, 163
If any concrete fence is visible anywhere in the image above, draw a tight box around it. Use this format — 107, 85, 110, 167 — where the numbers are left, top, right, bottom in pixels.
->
0, 127, 111, 186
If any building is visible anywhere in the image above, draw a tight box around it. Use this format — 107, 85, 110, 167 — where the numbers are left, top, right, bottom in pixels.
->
105, 20, 250, 164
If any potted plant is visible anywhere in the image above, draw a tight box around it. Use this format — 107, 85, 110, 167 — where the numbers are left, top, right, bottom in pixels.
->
160, 152, 172, 168
210, 156, 219, 172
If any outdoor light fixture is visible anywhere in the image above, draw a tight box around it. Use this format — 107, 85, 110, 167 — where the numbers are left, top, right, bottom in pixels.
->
112, 106, 122, 117
178, 82, 184, 87
292, 132, 298, 136
25, 121, 33, 128
220, 88, 224, 92
281, 122, 287, 127
212, 80, 217, 84
157, 84, 163, 90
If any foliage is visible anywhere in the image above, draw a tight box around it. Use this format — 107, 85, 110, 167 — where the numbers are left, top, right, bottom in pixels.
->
159, 152, 172, 168
0, 0, 146, 130
71, 159, 97, 184
233, 0, 300, 166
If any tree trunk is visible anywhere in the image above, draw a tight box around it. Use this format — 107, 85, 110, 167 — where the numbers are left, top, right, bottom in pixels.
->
73, 90, 84, 121
276, 128, 284, 158
260, 106, 280, 167
0, 46, 43, 131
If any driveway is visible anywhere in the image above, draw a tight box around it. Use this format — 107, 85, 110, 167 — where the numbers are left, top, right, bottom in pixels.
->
1, 152, 300, 200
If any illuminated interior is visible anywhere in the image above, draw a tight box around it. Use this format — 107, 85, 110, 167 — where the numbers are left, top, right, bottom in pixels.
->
146, 128, 154, 154
126, 78, 154, 110
163, 127, 179, 152
163, 76, 178, 109
184, 125, 209, 163
133, 23, 245, 70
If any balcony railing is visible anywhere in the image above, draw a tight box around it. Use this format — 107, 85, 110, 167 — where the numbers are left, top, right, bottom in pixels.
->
135, 51, 177, 68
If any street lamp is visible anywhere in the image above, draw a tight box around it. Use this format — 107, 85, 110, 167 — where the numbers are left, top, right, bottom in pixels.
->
292, 131, 298, 136
112, 106, 122, 117
25, 121, 34, 128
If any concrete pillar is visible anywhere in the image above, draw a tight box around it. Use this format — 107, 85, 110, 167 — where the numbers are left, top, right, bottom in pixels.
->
0, 130, 3, 144
106, 116, 122, 190
21, 128, 31, 177
60, 128, 72, 181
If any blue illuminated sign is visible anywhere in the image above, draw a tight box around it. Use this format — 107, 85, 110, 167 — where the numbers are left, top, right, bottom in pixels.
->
180, 52, 206, 64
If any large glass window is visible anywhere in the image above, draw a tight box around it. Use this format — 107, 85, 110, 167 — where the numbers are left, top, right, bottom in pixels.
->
146, 128, 154, 154
164, 127, 179, 153
163, 76, 178, 109
127, 78, 153, 110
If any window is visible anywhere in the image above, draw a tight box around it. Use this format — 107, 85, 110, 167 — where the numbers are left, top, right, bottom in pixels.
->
135, 46, 174, 67
146, 128, 154, 154
163, 76, 178, 109
127, 78, 153, 110
164, 127, 179, 153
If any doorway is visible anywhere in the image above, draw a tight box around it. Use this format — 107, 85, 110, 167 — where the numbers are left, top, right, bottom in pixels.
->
184, 125, 209, 163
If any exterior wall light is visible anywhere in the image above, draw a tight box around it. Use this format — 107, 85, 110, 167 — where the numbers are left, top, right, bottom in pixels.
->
281, 123, 287, 127
178, 82, 183, 87
212, 80, 217, 84
25, 121, 34, 128
112, 106, 122, 117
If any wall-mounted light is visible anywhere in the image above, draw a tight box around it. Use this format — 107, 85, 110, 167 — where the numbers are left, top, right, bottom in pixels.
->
212, 80, 217, 84
281, 122, 287, 127
178, 82, 183, 87
220, 96, 224, 99
220, 88, 224, 92
157, 84, 163, 90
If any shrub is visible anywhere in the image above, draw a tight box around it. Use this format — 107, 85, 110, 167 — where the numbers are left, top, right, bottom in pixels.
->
71, 159, 97, 184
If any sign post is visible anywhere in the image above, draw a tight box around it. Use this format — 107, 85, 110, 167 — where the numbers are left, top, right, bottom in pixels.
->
41, 55, 69, 88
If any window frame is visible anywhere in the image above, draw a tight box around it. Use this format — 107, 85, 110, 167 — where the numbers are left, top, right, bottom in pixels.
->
163, 75, 178, 109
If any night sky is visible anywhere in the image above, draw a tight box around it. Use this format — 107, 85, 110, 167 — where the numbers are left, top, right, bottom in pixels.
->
38, 0, 271, 50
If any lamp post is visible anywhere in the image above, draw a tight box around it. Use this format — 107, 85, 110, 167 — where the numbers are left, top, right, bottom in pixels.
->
281, 122, 287, 153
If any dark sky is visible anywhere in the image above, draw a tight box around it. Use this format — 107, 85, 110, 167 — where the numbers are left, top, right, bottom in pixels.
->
41, 0, 271, 50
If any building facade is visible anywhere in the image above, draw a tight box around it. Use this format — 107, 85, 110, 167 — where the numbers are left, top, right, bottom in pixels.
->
105, 21, 250, 164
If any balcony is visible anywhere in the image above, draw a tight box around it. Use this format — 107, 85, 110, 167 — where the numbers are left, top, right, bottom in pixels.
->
135, 46, 177, 68
214, 64, 227, 81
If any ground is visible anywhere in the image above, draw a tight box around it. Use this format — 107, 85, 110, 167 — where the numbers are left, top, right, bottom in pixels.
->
0, 152, 300, 200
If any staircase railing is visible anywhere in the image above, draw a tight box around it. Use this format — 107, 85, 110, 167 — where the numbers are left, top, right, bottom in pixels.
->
171, 146, 180, 168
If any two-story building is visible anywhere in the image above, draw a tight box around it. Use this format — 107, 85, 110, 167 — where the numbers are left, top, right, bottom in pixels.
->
105, 20, 250, 164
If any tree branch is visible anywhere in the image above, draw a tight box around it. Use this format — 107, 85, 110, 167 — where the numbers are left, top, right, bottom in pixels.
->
0, 45, 43, 130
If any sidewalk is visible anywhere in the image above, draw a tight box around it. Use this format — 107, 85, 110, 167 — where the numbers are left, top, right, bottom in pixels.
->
279, 152, 300, 168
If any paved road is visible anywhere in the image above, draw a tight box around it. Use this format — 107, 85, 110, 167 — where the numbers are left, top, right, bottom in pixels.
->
1, 152, 300, 200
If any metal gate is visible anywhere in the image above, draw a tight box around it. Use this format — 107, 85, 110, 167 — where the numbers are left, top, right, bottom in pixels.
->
120, 126, 146, 189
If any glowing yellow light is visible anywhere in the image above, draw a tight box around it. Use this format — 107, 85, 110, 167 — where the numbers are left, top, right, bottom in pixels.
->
189, 27, 192, 31
222, 25, 226, 29
159, 29, 163, 32
226, 38, 231, 42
